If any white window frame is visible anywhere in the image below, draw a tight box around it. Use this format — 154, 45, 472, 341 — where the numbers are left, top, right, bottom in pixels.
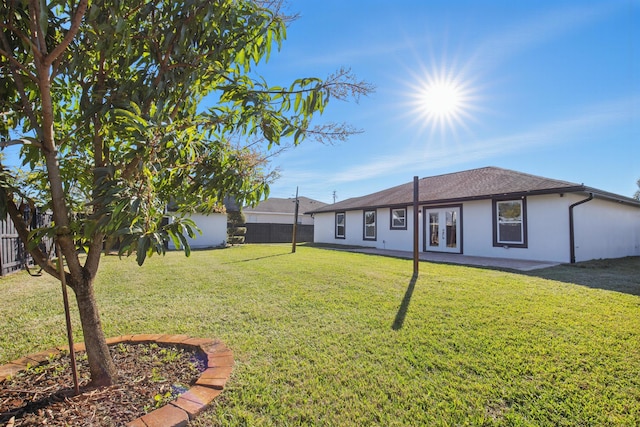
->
390, 208, 407, 230
493, 198, 527, 248
335, 212, 346, 239
363, 210, 376, 240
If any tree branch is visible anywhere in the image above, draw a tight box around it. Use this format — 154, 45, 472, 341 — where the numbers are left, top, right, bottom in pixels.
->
0, 7, 44, 64
27, 0, 47, 57
44, 0, 88, 66
0, 138, 43, 148
0, 23, 41, 131
0, 66, 42, 142
0, 47, 38, 83
84, 232, 104, 280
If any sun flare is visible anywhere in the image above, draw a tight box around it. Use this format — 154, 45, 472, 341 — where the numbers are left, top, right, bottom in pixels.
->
406, 66, 478, 138
421, 81, 463, 118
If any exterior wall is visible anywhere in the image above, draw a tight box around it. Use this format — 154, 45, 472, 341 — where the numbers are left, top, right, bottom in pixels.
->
377, 206, 422, 250
313, 211, 339, 244
313, 207, 421, 249
573, 197, 640, 262
462, 195, 571, 263
167, 212, 227, 250
246, 212, 314, 225
313, 193, 640, 263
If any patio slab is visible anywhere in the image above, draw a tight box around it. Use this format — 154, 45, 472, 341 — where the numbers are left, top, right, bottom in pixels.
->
336, 247, 559, 271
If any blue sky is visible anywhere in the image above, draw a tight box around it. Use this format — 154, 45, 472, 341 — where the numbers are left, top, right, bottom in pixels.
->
248, 0, 639, 204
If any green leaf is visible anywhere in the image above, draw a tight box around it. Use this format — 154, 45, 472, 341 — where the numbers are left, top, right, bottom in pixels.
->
1, 0, 371, 297
136, 236, 150, 266
178, 232, 191, 257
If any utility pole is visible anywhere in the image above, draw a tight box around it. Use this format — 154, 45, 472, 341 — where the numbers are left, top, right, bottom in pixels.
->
332, 190, 337, 204
292, 186, 300, 253
413, 176, 419, 276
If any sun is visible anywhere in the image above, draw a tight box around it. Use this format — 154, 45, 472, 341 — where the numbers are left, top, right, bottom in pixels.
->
405, 65, 478, 138
421, 80, 463, 118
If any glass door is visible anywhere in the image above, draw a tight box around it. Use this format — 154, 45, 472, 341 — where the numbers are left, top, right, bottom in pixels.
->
424, 207, 461, 253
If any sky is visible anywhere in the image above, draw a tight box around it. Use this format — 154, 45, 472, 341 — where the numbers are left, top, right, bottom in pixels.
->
242, 0, 639, 204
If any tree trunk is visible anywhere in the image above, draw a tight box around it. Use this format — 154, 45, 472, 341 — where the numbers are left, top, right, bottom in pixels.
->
72, 276, 117, 387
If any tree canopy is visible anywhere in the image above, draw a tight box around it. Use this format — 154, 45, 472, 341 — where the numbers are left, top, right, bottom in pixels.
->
0, 0, 373, 386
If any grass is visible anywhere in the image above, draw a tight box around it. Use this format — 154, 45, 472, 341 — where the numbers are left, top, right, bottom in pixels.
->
1, 244, 639, 426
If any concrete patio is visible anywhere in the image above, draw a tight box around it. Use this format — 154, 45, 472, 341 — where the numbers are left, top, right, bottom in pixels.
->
333, 247, 560, 271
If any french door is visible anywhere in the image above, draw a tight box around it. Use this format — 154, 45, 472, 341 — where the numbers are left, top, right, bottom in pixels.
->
424, 207, 461, 253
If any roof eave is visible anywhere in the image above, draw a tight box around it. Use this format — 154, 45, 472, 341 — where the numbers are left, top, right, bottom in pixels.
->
307, 185, 592, 214
585, 187, 640, 206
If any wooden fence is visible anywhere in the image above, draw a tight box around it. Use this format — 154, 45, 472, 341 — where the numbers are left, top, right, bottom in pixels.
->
244, 223, 314, 244
0, 210, 54, 276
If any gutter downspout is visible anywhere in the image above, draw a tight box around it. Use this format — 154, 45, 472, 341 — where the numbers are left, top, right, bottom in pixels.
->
569, 193, 593, 264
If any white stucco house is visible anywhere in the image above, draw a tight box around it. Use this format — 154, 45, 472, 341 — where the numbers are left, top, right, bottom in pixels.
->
308, 167, 640, 264
166, 212, 228, 250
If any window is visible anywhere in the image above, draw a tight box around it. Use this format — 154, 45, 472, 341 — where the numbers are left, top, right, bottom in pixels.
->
493, 198, 527, 248
390, 208, 407, 230
363, 210, 376, 240
335, 212, 346, 239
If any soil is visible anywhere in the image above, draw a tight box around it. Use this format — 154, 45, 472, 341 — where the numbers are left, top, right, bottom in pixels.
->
0, 342, 206, 426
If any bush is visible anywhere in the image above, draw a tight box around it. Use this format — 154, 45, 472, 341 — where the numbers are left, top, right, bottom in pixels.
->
228, 236, 245, 245
227, 210, 246, 227
227, 210, 246, 245
229, 226, 246, 236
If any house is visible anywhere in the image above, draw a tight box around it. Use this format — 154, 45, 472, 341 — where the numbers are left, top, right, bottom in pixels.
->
166, 212, 228, 250
243, 196, 327, 243
166, 196, 329, 248
244, 197, 327, 225
308, 167, 640, 264
166, 197, 236, 250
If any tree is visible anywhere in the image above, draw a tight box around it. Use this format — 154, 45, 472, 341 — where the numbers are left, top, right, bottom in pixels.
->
0, 0, 373, 386
634, 178, 640, 200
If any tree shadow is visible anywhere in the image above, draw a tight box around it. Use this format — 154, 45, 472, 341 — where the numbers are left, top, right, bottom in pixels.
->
523, 257, 640, 297
222, 252, 291, 264
392, 273, 418, 330
1, 387, 79, 423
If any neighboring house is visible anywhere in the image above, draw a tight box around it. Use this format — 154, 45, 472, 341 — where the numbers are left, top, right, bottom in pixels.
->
308, 167, 640, 264
244, 197, 327, 225
166, 196, 329, 248
244, 196, 327, 243
167, 196, 240, 250
167, 212, 228, 250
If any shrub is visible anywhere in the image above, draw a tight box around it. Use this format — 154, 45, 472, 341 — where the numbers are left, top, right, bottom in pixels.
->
227, 210, 246, 227
227, 210, 246, 245
228, 236, 245, 245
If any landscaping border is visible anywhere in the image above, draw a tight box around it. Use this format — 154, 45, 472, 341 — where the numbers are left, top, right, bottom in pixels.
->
0, 334, 234, 427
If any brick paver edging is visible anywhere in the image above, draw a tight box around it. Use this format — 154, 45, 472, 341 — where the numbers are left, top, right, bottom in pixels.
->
0, 334, 234, 427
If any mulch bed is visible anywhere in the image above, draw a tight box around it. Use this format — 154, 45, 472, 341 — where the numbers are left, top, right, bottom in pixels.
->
0, 342, 206, 426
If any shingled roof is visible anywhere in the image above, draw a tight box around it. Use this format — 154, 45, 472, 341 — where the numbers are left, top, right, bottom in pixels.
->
245, 196, 327, 215
308, 166, 638, 213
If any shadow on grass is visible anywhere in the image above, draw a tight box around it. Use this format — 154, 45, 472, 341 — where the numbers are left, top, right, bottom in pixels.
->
222, 252, 291, 264
524, 256, 640, 297
392, 273, 418, 330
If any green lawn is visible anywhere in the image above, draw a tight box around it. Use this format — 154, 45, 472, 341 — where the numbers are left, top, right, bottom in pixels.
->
1, 245, 639, 426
